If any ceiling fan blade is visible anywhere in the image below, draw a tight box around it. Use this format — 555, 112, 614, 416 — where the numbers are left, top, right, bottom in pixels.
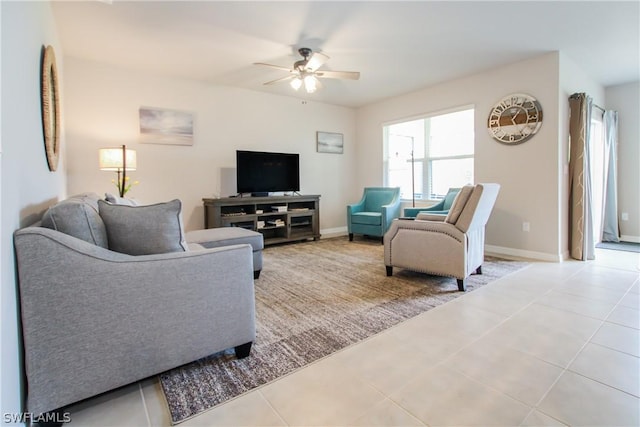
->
254, 62, 293, 72
315, 70, 360, 80
263, 75, 295, 86
305, 51, 329, 71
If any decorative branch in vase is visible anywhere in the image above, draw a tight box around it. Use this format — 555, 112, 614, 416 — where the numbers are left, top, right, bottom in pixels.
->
112, 175, 139, 197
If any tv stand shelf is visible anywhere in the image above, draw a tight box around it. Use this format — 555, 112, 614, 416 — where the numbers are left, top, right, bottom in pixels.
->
203, 195, 321, 246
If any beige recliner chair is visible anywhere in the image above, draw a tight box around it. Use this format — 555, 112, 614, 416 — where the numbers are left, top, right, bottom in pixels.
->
384, 183, 500, 291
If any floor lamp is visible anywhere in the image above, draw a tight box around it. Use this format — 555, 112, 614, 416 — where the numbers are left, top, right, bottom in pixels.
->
408, 136, 415, 208
99, 145, 137, 197
391, 134, 416, 207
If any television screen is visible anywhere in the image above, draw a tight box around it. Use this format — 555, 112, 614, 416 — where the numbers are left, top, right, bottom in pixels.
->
236, 150, 300, 195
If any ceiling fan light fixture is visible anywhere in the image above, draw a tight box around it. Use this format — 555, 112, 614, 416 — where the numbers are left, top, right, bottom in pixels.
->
256, 47, 359, 93
304, 75, 318, 93
290, 77, 302, 90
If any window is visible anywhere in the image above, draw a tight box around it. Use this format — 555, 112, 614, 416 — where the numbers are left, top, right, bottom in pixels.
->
383, 108, 474, 200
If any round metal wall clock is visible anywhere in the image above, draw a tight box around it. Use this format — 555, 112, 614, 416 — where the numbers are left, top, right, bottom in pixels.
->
487, 93, 543, 145
41, 45, 61, 171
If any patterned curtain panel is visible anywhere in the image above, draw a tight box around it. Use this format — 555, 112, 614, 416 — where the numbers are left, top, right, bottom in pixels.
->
602, 111, 620, 242
568, 93, 595, 260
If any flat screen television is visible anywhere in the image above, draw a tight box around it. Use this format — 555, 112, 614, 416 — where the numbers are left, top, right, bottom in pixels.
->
236, 150, 300, 196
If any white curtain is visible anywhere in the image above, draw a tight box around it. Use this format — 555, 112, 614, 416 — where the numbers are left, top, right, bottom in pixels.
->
569, 93, 596, 260
601, 111, 620, 242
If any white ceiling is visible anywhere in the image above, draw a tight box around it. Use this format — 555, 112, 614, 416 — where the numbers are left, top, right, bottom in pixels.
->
52, 1, 640, 108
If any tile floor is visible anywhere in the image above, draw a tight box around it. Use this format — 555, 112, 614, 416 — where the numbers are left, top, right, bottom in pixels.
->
66, 248, 639, 426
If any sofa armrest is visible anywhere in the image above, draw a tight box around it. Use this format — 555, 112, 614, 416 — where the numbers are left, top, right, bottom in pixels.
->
415, 212, 446, 222
14, 227, 256, 415
347, 199, 365, 215
385, 218, 464, 243
381, 194, 402, 230
421, 199, 446, 212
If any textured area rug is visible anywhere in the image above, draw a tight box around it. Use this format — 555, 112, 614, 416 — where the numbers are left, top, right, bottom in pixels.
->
159, 237, 528, 424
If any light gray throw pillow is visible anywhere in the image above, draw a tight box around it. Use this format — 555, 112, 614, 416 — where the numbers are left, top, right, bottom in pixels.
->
98, 199, 188, 255
104, 193, 139, 206
41, 193, 109, 248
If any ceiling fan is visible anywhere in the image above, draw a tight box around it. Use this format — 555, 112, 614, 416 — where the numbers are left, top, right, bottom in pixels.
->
255, 47, 360, 93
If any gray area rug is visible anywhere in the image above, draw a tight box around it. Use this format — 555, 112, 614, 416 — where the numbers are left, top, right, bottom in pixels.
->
159, 236, 528, 424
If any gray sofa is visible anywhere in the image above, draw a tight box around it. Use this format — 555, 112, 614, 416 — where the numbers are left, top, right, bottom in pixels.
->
13, 193, 258, 416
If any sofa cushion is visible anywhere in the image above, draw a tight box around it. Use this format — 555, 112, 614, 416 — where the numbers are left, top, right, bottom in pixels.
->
351, 212, 382, 226
104, 193, 139, 206
186, 228, 264, 252
41, 193, 108, 248
445, 185, 474, 225
98, 199, 188, 255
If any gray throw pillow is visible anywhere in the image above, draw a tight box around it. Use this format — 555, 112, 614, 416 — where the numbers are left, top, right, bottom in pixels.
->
104, 193, 139, 206
41, 193, 109, 248
98, 199, 188, 255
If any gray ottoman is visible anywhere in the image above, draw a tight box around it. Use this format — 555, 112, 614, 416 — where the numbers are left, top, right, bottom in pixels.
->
186, 228, 264, 279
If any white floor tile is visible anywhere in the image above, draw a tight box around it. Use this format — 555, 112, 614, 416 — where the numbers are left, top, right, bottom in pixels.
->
484, 303, 601, 367
452, 286, 533, 317
323, 329, 439, 396
140, 378, 172, 427
535, 289, 617, 320
180, 391, 286, 426
350, 398, 425, 426
65, 383, 148, 427
554, 280, 628, 304
520, 410, 567, 426
445, 337, 563, 406
390, 365, 531, 426
591, 321, 640, 357
619, 291, 640, 310
569, 342, 640, 397
538, 370, 640, 426
259, 356, 386, 426
606, 304, 640, 329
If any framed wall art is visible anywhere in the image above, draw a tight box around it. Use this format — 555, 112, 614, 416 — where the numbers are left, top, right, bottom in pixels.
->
139, 107, 194, 146
316, 131, 343, 154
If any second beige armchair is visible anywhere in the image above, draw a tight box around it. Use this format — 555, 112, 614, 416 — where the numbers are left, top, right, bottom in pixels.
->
384, 183, 500, 291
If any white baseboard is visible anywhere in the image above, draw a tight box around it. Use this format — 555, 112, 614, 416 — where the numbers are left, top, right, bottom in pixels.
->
620, 235, 640, 243
319, 231, 595, 262
320, 226, 348, 239
485, 245, 562, 262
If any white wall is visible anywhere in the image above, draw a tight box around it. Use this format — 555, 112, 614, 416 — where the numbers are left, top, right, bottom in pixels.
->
605, 81, 640, 242
356, 53, 564, 260
63, 58, 356, 233
1, 1, 66, 420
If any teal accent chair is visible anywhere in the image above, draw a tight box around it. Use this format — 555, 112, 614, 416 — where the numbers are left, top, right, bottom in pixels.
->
347, 187, 401, 243
403, 187, 461, 218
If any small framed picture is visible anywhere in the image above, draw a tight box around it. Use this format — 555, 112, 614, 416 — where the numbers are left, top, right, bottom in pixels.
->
316, 131, 343, 154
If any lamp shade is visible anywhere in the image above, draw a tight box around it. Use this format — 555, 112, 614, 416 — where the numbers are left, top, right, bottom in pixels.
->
99, 147, 137, 171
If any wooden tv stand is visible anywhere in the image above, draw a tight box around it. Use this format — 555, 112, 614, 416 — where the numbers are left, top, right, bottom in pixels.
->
203, 195, 320, 246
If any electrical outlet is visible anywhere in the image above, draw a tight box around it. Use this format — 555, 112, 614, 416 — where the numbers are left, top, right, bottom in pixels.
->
621, 212, 629, 221
522, 222, 530, 232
